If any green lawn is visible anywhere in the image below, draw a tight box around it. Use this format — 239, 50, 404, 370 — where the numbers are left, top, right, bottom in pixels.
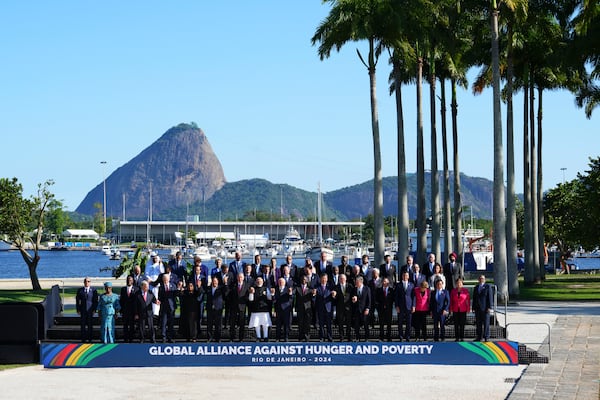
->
515, 274, 600, 301
0, 288, 77, 303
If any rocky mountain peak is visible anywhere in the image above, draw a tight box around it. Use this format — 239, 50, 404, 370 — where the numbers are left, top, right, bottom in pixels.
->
75, 123, 226, 219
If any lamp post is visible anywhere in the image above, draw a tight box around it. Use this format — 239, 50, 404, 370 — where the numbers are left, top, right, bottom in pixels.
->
560, 167, 567, 184
100, 161, 107, 237
184, 189, 189, 247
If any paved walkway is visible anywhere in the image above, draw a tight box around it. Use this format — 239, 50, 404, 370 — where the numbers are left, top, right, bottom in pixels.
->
507, 314, 600, 400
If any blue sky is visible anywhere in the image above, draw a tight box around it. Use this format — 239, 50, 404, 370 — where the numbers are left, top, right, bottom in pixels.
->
1, 1, 596, 212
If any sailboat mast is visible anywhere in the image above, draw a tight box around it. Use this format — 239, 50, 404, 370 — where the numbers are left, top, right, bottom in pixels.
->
317, 182, 323, 245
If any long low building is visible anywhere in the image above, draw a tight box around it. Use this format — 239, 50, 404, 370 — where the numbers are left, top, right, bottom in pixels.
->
115, 220, 365, 245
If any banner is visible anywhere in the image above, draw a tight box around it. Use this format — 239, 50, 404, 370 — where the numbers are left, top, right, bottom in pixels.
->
41, 341, 519, 368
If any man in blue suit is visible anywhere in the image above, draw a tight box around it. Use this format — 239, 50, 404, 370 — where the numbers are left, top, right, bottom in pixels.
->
206, 276, 227, 342
76, 277, 98, 343
472, 274, 494, 341
157, 274, 179, 343
314, 273, 335, 342
430, 278, 450, 341
229, 251, 246, 277
395, 271, 415, 341
273, 277, 294, 342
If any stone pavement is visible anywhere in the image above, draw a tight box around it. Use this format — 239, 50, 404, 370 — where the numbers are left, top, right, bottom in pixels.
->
507, 314, 600, 400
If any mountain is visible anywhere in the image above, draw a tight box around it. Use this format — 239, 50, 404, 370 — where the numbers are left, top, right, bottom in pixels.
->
75, 123, 495, 221
75, 123, 226, 219
325, 172, 493, 220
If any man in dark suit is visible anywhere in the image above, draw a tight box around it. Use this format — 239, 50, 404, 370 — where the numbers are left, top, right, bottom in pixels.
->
400, 255, 415, 275
189, 263, 207, 336
76, 277, 98, 343
229, 273, 250, 342
215, 263, 235, 328
338, 255, 352, 276
168, 251, 188, 284
443, 252, 461, 293
273, 277, 294, 342
352, 276, 371, 341
279, 265, 295, 288
119, 275, 138, 343
348, 264, 363, 287
206, 276, 226, 342
430, 278, 450, 341
229, 251, 246, 277
132, 265, 146, 288
314, 273, 335, 342
334, 273, 354, 341
280, 255, 298, 284
314, 251, 332, 277
329, 265, 342, 287
410, 264, 426, 288
135, 280, 157, 343
376, 277, 395, 341
423, 253, 436, 280
251, 254, 266, 277
472, 275, 494, 341
379, 254, 398, 288
157, 274, 178, 342
294, 275, 314, 342
243, 263, 256, 286
395, 271, 415, 341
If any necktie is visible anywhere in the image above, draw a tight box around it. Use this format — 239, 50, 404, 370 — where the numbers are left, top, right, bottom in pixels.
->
143, 292, 147, 302
384, 288, 387, 298
302, 286, 306, 295
128, 287, 131, 296
238, 284, 242, 293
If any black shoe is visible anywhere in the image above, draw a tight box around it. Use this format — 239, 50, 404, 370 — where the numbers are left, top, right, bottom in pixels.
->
167, 339, 174, 343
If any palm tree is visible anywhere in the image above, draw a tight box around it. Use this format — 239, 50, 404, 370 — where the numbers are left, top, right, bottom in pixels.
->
389, 43, 415, 263
312, 0, 397, 267
491, 0, 508, 300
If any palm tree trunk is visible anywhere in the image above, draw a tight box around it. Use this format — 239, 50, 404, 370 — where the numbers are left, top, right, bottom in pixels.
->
416, 54, 427, 264
440, 78, 452, 260
523, 74, 534, 285
394, 61, 410, 262
537, 86, 545, 280
451, 78, 463, 264
530, 78, 540, 283
491, 6, 508, 300
506, 25, 519, 296
368, 39, 385, 268
430, 59, 441, 262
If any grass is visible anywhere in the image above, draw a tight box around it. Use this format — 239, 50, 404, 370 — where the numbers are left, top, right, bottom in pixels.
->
515, 274, 600, 301
0, 364, 37, 371
0, 288, 77, 303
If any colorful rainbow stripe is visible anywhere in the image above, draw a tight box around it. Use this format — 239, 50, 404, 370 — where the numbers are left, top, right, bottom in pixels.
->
42, 343, 118, 367
458, 341, 519, 364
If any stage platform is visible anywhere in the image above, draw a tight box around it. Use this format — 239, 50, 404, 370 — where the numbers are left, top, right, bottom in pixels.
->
41, 341, 519, 368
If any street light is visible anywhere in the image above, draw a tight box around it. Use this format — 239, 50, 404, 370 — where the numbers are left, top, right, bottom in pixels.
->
100, 161, 107, 237
560, 167, 567, 184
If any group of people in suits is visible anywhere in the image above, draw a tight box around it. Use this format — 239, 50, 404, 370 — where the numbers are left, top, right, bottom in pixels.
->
76, 249, 495, 343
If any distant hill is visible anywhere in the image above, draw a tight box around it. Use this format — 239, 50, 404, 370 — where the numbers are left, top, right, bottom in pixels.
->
75, 123, 494, 221
75, 123, 226, 219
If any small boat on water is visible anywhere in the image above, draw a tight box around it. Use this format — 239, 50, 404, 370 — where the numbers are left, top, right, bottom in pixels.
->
281, 227, 305, 255
101, 245, 111, 256
109, 247, 121, 260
